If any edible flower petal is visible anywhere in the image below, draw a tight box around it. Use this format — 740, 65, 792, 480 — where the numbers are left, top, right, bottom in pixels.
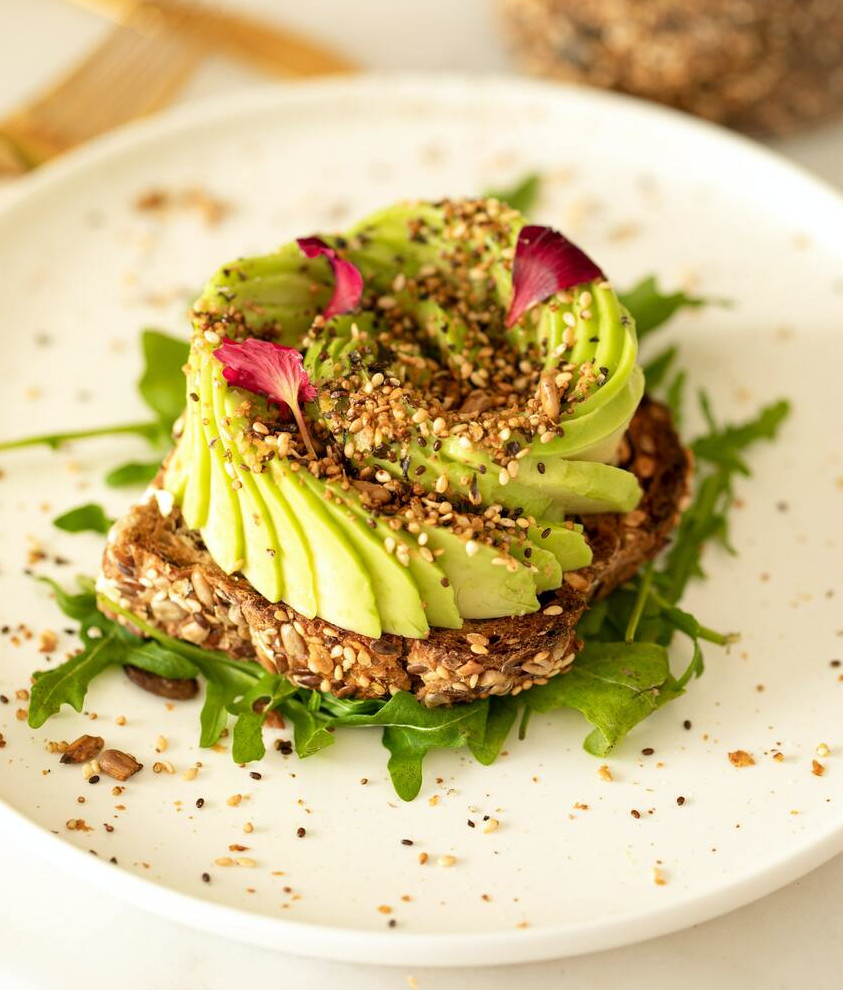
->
505, 225, 605, 328
214, 337, 317, 456
297, 236, 364, 320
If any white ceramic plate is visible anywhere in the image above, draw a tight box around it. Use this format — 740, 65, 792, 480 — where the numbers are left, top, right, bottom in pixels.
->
1, 75, 842, 967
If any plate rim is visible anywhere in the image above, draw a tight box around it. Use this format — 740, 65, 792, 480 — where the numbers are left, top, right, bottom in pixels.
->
2, 71, 843, 967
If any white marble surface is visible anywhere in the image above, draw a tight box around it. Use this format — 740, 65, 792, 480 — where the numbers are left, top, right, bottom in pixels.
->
1, 0, 843, 986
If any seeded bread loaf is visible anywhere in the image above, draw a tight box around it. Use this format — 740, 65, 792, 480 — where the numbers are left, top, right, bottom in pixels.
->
98, 398, 689, 706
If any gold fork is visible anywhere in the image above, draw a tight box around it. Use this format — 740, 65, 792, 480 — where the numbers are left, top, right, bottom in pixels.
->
0, 6, 203, 175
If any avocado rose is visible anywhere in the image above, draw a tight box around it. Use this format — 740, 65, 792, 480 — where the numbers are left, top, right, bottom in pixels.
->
164, 199, 644, 640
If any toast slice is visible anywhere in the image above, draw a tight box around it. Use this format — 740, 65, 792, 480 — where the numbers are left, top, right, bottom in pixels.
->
99, 398, 690, 705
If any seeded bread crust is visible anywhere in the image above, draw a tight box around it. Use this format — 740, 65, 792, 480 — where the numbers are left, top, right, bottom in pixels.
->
98, 398, 690, 705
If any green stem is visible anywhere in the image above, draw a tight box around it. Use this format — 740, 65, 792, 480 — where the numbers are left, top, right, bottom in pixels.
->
624, 563, 654, 643
0, 420, 161, 452
518, 706, 532, 741
649, 589, 739, 645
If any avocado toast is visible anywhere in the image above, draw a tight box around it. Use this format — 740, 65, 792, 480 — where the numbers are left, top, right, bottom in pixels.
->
97, 198, 690, 705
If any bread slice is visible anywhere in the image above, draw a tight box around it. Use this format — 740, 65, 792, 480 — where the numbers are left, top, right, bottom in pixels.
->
99, 398, 690, 705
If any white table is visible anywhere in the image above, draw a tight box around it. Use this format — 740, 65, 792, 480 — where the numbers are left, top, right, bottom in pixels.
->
2, 1, 842, 986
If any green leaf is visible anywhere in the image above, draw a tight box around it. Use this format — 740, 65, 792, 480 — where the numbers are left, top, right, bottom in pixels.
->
28, 625, 128, 727
283, 696, 336, 758
642, 346, 677, 392
200, 680, 231, 748
123, 641, 199, 680
231, 710, 267, 763
38, 576, 105, 627
525, 641, 674, 756
665, 370, 687, 425
105, 460, 160, 487
334, 692, 490, 801
229, 672, 299, 763
691, 399, 791, 472
138, 329, 189, 426
53, 503, 114, 535
484, 173, 542, 214
467, 697, 518, 765
619, 276, 707, 339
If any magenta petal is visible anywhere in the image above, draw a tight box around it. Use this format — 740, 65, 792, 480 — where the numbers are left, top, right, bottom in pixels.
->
214, 337, 317, 456
297, 235, 364, 320
214, 337, 317, 409
505, 225, 605, 328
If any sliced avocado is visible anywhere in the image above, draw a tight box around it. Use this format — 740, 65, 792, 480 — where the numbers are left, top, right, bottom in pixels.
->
271, 460, 382, 638
294, 472, 429, 638
420, 527, 540, 620
248, 466, 317, 619
527, 521, 593, 573
326, 486, 462, 631
377, 442, 641, 519
185, 353, 244, 575
216, 385, 283, 599
508, 539, 562, 594
180, 361, 212, 532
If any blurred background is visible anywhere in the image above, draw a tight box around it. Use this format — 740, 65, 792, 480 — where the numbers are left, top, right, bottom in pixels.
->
1, 0, 843, 185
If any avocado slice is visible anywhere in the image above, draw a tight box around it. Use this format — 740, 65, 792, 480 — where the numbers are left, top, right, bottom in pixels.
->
293, 471, 430, 638
270, 460, 382, 638
326, 486, 462, 630
508, 538, 561, 594
527, 521, 593, 573
420, 527, 540, 620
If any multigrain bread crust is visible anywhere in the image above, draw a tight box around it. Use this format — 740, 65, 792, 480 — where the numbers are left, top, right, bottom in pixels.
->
99, 398, 691, 706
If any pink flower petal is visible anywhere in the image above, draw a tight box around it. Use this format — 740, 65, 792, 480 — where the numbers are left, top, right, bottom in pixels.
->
297, 236, 364, 320
214, 337, 317, 456
505, 225, 605, 328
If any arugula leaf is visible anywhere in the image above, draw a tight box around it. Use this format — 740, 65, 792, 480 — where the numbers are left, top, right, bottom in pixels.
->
123, 641, 199, 680
200, 680, 232, 748
38, 576, 107, 627
691, 399, 791, 474
619, 277, 707, 339
138, 329, 189, 426
642, 346, 677, 392
229, 672, 298, 762
29, 625, 128, 727
105, 460, 160, 487
484, 173, 541, 214
467, 696, 518, 765
283, 695, 336, 758
524, 641, 674, 756
53, 503, 114, 535
334, 692, 490, 801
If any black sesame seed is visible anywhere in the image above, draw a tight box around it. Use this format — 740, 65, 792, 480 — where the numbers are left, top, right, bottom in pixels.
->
388, 919, 397, 928
401, 838, 414, 846
537, 462, 546, 475
541, 527, 551, 539
467, 819, 475, 828
642, 747, 654, 756
249, 771, 262, 780
297, 827, 306, 838
196, 797, 205, 809
202, 872, 211, 883
677, 796, 686, 806
831, 660, 841, 668
0, 695, 7, 704
88, 775, 100, 785
441, 577, 450, 588
683, 719, 692, 730
631, 809, 641, 819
